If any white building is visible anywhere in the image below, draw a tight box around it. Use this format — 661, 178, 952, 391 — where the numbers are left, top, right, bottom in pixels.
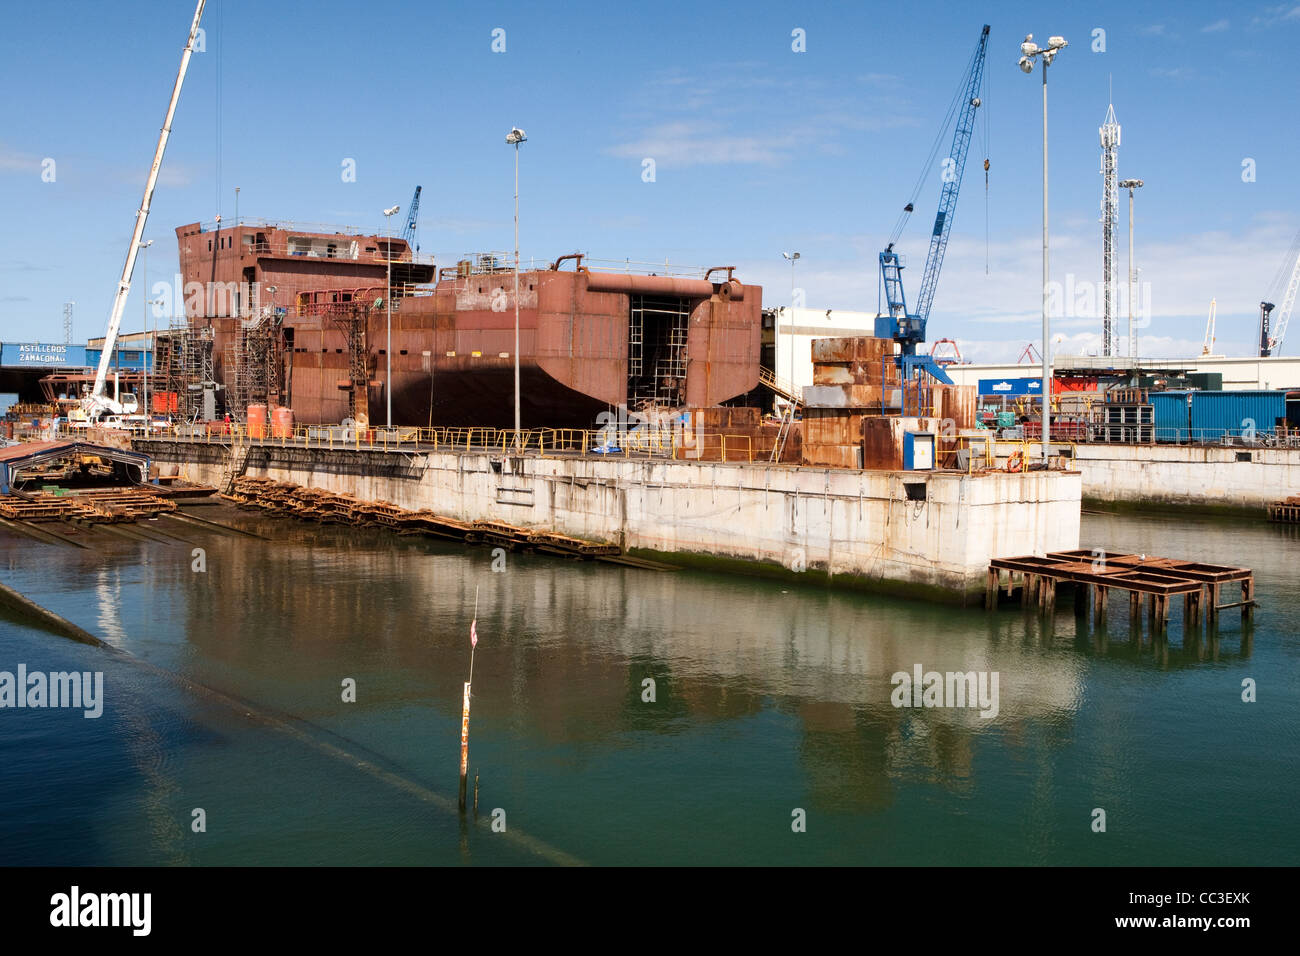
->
767, 306, 882, 396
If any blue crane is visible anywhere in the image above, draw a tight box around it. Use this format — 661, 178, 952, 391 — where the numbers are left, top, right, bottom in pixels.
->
876, 24, 990, 387
402, 185, 422, 250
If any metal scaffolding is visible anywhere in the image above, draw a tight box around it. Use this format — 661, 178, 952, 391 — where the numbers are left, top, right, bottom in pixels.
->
226, 311, 280, 419
628, 294, 689, 408
155, 319, 214, 420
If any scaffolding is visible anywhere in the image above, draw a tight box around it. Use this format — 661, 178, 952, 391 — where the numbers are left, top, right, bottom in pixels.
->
628, 294, 689, 409
155, 319, 214, 420
226, 310, 281, 419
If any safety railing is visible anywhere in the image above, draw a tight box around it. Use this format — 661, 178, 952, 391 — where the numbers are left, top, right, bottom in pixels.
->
131, 422, 759, 463
937, 435, 1078, 474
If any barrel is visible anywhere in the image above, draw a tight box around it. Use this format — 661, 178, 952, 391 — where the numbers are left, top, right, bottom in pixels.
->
247, 403, 268, 439
270, 405, 294, 438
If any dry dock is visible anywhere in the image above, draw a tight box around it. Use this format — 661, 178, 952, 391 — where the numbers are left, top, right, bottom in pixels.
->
135, 433, 1081, 604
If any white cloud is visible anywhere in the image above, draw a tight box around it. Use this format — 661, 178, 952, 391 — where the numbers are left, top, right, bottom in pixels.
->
605, 122, 785, 167
1201, 19, 1230, 32
731, 217, 1300, 363
606, 65, 919, 169
1250, 4, 1300, 27
0, 145, 41, 173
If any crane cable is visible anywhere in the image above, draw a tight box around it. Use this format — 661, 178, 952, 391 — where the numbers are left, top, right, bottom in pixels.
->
886, 43, 976, 250
981, 57, 990, 275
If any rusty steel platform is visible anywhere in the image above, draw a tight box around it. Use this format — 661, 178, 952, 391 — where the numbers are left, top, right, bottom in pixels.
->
1268, 496, 1300, 523
988, 548, 1254, 635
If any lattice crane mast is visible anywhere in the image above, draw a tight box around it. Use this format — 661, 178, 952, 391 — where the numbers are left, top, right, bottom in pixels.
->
402, 185, 422, 250
1263, 229, 1300, 356
876, 24, 990, 387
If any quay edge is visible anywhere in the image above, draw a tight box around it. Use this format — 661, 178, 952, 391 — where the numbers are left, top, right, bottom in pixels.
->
137, 438, 1081, 605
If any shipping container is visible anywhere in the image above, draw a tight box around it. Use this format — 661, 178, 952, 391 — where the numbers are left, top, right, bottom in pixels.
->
1151, 391, 1190, 442
1188, 390, 1286, 442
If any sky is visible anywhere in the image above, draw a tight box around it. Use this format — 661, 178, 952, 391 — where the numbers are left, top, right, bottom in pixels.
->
1, 0, 1298, 362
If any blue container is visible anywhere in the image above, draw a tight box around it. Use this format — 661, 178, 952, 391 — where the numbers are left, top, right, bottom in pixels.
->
1188, 390, 1286, 442
1151, 391, 1190, 442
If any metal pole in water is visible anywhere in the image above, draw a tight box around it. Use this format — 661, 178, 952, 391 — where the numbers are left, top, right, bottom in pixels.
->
459, 585, 480, 812
458, 682, 471, 811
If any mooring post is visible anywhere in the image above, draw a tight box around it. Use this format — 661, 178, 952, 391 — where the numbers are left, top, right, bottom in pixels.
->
1021, 574, 1033, 609
1207, 583, 1220, 630
1242, 577, 1254, 625
1092, 584, 1107, 626
986, 568, 998, 611
1129, 590, 1141, 629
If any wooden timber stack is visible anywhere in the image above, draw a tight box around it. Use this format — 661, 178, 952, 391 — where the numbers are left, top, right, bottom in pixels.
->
224, 477, 619, 558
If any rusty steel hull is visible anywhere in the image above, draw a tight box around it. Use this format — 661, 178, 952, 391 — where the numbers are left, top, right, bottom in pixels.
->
177, 222, 762, 427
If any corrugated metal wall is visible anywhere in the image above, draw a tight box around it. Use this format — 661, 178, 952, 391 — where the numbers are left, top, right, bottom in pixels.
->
1151, 391, 1189, 441
1188, 391, 1286, 441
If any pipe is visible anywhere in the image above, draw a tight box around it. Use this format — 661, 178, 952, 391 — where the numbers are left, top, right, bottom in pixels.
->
583, 272, 725, 299
550, 253, 585, 272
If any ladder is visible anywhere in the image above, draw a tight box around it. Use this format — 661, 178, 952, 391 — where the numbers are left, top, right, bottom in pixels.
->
220, 442, 252, 494
760, 366, 803, 462
770, 401, 796, 462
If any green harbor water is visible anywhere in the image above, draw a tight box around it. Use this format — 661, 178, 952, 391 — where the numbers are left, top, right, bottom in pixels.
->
1, 505, 1297, 866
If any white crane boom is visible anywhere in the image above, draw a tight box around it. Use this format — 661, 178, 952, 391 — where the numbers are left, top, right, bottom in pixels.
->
86, 0, 206, 417
1201, 298, 1216, 356
1272, 247, 1300, 355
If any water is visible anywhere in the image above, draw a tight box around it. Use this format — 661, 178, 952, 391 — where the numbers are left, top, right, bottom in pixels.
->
1, 506, 1297, 866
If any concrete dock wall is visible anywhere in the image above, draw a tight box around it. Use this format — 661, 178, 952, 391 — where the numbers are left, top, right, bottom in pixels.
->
139, 440, 1081, 603
1072, 444, 1300, 512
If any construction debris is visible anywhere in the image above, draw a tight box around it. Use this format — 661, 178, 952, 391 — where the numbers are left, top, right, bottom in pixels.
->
224, 476, 621, 559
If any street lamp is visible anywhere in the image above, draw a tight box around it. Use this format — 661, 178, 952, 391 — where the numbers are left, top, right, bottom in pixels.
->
1018, 32, 1067, 463
782, 251, 800, 406
1119, 179, 1144, 363
136, 239, 153, 392
382, 204, 400, 428
506, 127, 527, 443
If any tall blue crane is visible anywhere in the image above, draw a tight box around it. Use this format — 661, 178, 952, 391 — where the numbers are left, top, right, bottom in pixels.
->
876, 24, 990, 387
402, 185, 422, 250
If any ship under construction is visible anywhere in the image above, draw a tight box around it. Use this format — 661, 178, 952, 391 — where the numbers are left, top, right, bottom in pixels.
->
169, 220, 762, 429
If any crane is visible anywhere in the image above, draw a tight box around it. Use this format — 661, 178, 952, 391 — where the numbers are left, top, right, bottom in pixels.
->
1201, 298, 1216, 356
402, 185, 422, 250
1262, 228, 1300, 356
876, 24, 990, 388
84, 0, 206, 421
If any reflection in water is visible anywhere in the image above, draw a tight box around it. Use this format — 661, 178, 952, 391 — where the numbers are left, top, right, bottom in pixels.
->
95, 565, 127, 647
0, 504, 1294, 865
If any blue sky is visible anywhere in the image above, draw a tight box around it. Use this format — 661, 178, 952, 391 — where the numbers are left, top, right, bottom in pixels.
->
2, 0, 1298, 361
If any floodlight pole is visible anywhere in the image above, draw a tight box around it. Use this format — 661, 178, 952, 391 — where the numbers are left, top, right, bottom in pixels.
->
1040, 57, 1050, 462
